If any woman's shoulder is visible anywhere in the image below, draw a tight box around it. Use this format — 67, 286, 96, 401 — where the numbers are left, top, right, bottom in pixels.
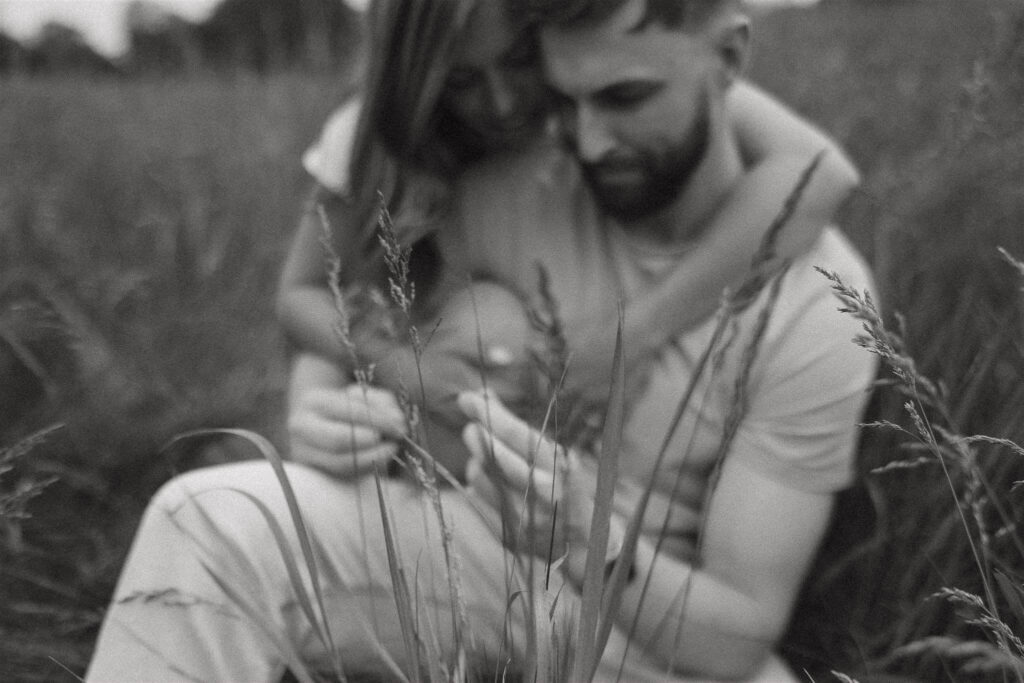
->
302, 96, 364, 195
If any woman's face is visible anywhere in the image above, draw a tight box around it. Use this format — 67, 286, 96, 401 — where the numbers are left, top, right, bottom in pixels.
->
439, 4, 549, 152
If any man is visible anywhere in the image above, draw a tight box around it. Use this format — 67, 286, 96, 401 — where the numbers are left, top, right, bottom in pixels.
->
443, 0, 876, 678
86, 0, 874, 680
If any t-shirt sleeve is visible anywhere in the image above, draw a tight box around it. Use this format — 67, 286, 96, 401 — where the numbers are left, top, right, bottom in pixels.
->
729, 243, 878, 492
302, 97, 362, 195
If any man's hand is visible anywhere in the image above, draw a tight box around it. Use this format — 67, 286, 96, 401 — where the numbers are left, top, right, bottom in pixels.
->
288, 383, 408, 478
458, 391, 622, 572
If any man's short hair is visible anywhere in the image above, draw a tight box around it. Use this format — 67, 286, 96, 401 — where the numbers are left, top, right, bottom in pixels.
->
515, 0, 737, 30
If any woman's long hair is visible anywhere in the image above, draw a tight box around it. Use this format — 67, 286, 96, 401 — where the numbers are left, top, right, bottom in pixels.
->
344, 0, 479, 269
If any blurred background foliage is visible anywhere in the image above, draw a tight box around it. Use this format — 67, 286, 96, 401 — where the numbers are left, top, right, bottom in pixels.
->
0, 0, 363, 75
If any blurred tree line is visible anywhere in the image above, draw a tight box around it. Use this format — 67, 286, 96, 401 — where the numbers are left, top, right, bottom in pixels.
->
0, 0, 362, 76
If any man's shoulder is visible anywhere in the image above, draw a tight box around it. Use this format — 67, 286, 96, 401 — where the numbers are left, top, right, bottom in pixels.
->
800, 227, 873, 289
776, 227, 874, 312
793, 228, 873, 326
756, 226, 876, 369
727, 227, 877, 493
726, 226, 875, 377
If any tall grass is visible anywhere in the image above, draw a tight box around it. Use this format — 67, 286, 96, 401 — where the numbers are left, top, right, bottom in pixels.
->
1, 425, 62, 551
816, 265, 1024, 681
770, 1, 1024, 679
136, 130, 816, 682
0, 72, 353, 681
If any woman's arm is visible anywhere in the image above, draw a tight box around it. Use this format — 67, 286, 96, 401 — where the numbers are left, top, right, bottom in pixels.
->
626, 80, 858, 332
279, 97, 374, 364
568, 81, 859, 399
649, 80, 858, 319
277, 185, 365, 365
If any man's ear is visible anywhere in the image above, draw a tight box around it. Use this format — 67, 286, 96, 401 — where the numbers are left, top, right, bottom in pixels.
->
711, 15, 750, 89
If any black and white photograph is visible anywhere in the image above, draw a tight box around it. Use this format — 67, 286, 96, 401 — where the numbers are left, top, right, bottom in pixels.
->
1, 0, 1023, 680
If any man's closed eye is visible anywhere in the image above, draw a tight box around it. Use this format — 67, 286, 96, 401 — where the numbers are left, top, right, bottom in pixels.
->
593, 81, 665, 110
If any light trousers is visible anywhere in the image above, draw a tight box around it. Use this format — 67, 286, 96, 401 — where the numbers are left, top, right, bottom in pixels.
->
86, 461, 797, 682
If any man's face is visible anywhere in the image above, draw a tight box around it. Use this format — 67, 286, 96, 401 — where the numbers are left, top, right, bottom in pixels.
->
541, 0, 721, 221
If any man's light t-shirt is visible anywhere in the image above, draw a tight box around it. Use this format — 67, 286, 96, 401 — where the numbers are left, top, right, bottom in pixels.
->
450, 142, 878, 557
303, 108, 877, 557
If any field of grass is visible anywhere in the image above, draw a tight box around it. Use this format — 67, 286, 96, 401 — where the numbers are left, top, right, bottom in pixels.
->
0, 72, 354, 679
2, 0, 1023, 680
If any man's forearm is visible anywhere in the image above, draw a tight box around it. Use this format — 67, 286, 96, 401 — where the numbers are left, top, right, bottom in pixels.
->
587, 534, 780, 680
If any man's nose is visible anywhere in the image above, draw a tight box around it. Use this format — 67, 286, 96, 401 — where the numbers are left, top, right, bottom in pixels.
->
485, 71, 517, 120
571, 105, 614, 163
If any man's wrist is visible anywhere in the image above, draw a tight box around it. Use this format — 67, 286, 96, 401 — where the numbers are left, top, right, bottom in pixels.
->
565, 518, 635, 589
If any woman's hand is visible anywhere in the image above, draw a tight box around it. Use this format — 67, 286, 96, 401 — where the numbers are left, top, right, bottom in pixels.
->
458, 390, 622, 573
288, 383, 408, 478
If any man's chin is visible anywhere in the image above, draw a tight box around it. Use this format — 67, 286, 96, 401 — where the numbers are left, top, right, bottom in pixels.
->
596, 201, 656, 222
591, 185, 663, 222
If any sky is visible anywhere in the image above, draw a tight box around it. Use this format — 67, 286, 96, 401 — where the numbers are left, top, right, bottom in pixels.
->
0, 0, 811, 58
0, 0, 223, 56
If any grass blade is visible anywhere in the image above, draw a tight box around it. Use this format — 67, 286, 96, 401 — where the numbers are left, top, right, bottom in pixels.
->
159, 501, 319, 683
196, 558, 318, 683
305, 533, 412, 681
375, 472, 423, 682
108, 620, 207, 683
167, 428, 343, 673
215, 488, 328, 650
410, 557, 450, 683
573, 302, 626, 681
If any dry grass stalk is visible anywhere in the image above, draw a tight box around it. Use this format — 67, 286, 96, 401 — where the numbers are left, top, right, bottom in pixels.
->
1, 424, 63, 553
374, 200, 471, 678
819, 264, 1024, 677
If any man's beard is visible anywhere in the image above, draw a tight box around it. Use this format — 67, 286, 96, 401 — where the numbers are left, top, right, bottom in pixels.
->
578, 90, 711, 223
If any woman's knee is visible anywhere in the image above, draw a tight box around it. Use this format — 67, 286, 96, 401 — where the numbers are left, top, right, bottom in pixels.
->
144, 463, 301, 557
150, 461, 370, 556
151, 462, 268, 514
